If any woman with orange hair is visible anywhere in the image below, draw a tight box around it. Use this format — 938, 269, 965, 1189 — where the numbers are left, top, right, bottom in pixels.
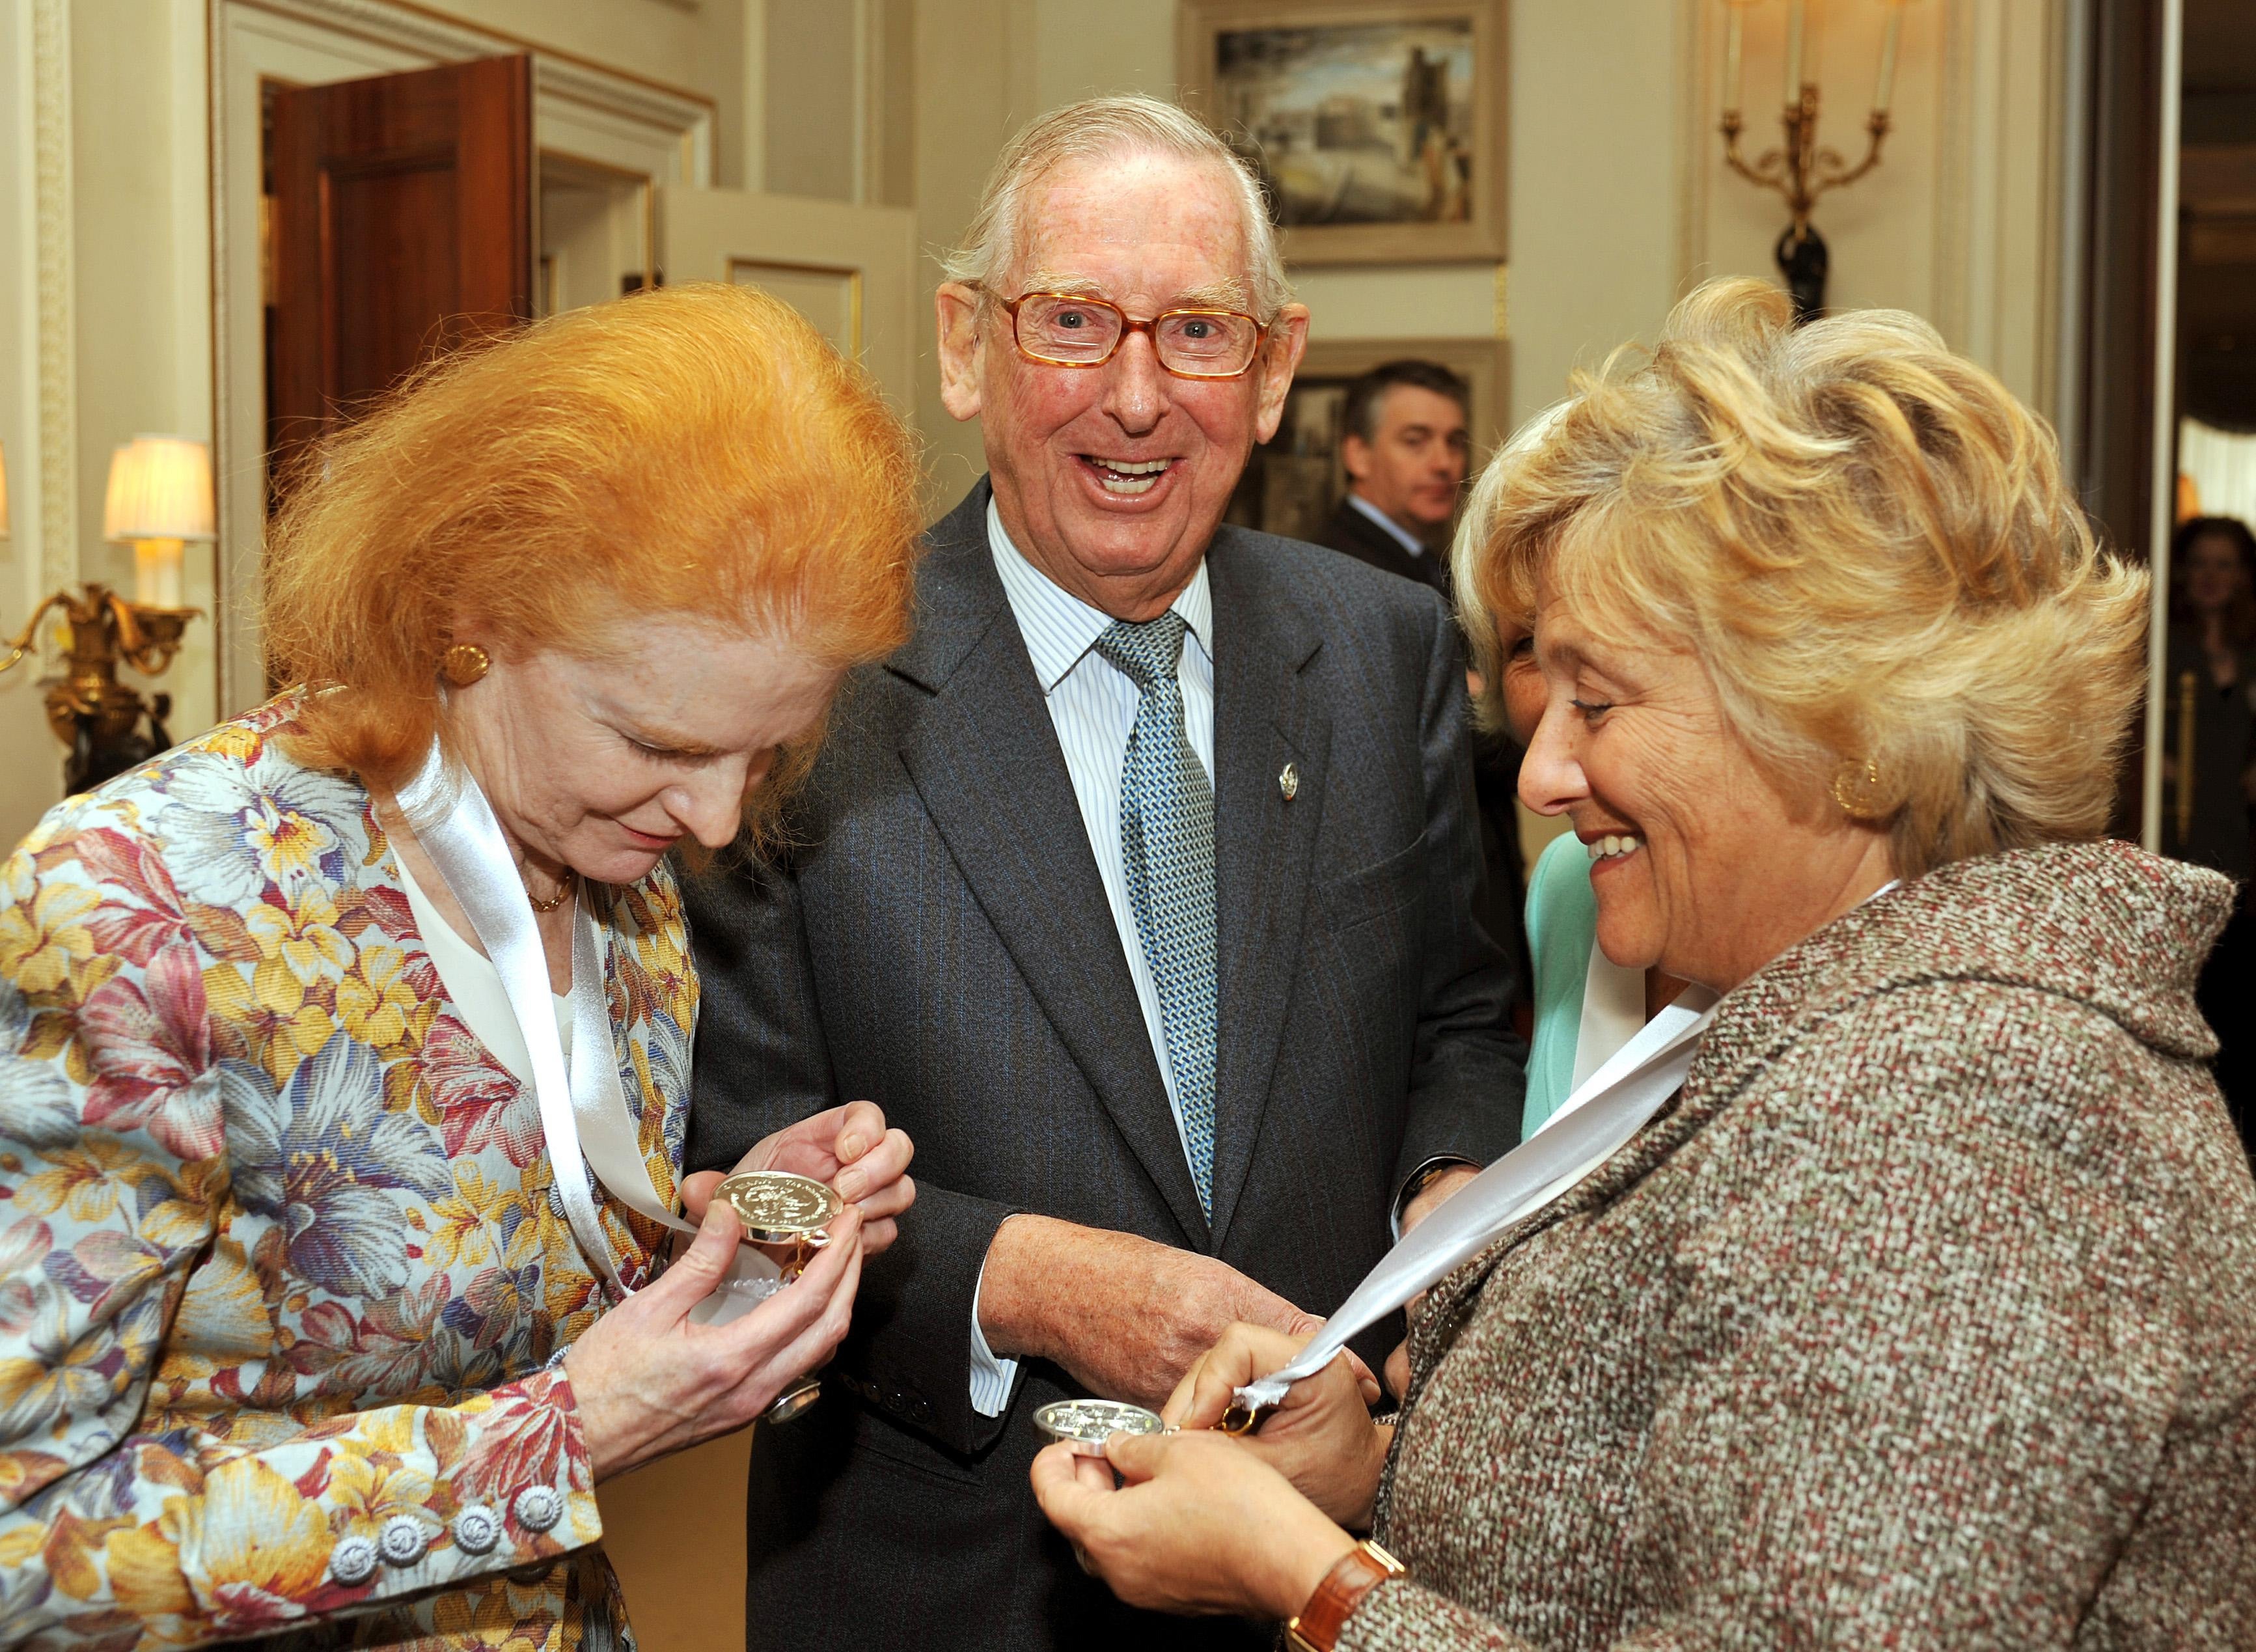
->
0, 283, 921, 1649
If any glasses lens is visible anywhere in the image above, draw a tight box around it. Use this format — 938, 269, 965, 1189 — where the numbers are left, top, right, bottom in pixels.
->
1015, 295, 1123, 363
1156, 312, 1259, 376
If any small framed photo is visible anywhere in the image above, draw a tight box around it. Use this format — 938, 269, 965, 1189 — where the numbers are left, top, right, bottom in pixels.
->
1223, 336, 1508, 544
1179, 0, 1507, 266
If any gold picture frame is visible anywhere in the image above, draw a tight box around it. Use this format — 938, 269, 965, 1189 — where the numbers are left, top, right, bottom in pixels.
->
1178, 0, 1507, 267
1224, 336, 1509, 544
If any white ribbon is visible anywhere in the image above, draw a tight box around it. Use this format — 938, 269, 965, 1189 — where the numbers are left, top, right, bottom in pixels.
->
396, 743, 780, 1322
1231, 984, 1720, 1414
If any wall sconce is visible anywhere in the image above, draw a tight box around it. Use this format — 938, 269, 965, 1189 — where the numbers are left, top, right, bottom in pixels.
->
1719, 0, 1912, 320
0, 434, 210, 794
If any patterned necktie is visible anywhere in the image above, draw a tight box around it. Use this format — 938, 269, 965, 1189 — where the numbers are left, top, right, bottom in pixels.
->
1094, 612, 1218, 1217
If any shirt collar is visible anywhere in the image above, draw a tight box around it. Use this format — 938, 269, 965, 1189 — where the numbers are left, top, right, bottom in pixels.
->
1347, 491, 1429, 558
986, 498, 1213, 695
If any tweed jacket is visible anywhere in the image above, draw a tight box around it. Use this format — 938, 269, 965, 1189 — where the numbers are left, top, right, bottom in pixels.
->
0, 696, 696, 1651
1345, 839, 2256, 1651
683, 481, 1524, 1651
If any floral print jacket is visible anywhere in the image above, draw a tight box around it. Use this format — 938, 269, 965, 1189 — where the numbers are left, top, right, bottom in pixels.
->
0, 696, 695, 1650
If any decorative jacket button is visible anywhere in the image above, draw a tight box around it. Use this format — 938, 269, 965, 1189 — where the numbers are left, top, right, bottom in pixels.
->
452, 1504, 502, 1556
512, 1485, 564, 1533
329, 1534, 379, 1587
378, 1515, 429, 1567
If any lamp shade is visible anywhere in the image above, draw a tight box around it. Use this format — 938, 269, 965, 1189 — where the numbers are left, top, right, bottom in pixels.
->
103, 435, 215, 544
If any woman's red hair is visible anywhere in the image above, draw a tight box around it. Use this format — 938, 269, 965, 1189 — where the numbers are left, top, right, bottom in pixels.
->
262, 282, 922, 846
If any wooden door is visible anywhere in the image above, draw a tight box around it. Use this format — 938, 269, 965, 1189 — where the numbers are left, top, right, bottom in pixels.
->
269, 55, 534, 472
657, 186, 919, 413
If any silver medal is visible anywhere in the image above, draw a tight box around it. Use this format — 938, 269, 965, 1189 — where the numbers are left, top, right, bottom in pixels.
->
1033, 1398, 1165, 1456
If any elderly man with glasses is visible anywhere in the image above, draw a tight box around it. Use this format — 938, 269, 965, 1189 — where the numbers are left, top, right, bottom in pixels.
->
683, 95, 1524, 1652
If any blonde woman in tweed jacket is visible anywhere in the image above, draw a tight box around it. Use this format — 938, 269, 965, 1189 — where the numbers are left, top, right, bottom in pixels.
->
1032, 279, 2256, 1649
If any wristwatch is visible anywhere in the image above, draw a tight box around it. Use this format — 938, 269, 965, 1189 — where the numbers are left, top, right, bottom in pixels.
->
1284, 1539, 1407, 1652
1391, 1156, 1478, 1238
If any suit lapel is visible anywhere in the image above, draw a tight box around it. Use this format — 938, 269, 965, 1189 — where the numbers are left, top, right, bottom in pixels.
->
890, 486, 1210, 1244
1336, 502, 1450, 598
1204, 531, 1330, 1248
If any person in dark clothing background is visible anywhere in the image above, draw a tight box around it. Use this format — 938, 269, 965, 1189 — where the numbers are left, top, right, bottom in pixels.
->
1317, 360, 1529, 1000
2164, 513, 2256, 1154
1317, 359, 1470, 592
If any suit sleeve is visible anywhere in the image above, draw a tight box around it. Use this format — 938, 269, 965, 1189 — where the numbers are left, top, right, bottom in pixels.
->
1391, 589, 1528, 1195
681, 853, 1021, 1457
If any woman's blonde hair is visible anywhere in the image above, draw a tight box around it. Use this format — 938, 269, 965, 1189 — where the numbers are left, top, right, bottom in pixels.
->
262, 282, 922, 849
1454, 277, 2147, 878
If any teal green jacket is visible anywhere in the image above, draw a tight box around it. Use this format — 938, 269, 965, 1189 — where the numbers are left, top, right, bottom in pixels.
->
1520, 832, 1647, 1138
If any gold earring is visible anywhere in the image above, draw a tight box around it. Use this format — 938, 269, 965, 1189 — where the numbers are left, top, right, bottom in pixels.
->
1831, 756, 1886, 821
441, 643, 490, 686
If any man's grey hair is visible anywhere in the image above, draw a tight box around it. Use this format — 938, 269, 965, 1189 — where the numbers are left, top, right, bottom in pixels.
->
939, 95, 1293, 321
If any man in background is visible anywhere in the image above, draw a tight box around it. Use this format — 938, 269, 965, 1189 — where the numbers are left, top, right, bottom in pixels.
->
1316, 359, 1471, 592
1319, 359, 1529, 996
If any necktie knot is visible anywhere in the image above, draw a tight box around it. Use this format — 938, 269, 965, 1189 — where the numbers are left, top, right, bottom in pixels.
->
1094, 613, 1189, 694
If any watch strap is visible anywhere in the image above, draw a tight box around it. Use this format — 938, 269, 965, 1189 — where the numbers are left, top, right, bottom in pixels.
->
1284, 1539, 1406, 1652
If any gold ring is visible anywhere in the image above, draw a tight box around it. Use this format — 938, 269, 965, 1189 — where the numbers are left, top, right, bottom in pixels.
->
1217, 1400, 1272, 1435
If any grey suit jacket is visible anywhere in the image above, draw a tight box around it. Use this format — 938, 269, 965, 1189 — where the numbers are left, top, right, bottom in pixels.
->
681, 481, 1524, 1651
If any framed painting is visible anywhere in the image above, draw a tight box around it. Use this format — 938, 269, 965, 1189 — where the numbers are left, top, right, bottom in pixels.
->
1223, 336, 1508, 544
1179, 0, 1507, 266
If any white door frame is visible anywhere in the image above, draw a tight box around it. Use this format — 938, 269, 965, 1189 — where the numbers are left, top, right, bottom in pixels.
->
2138, 0, 2183, 851
208, 0, 713, 713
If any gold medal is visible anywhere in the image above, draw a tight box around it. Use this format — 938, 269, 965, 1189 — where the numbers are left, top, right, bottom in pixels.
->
715, 1170, 847, 1427
716, 1170, 844, 1249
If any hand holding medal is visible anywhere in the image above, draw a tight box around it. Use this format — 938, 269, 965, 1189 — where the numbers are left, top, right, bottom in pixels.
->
1026, 1324, 1389, 1624
714, 1170, 849, 1422
566, 1100, 915, 1480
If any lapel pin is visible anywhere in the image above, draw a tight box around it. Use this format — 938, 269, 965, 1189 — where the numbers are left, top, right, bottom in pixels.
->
1278, 762, 1299, 801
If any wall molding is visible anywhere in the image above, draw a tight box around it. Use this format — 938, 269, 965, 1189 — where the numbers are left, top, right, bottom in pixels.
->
230, 0, 714, 176
1927, 0, 1976, 350
1929, 0, 2074, 420
31, 0, 71, 605
1671, 0, 1708, 301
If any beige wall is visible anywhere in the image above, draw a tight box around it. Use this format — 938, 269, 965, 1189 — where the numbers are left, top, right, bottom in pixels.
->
72, 0, 217, 750
0, 2, 51, 833
982, 0, 2069, 424
438, 0, 749, 186
0, 0, 215, 851
1684, 0, 2071, 414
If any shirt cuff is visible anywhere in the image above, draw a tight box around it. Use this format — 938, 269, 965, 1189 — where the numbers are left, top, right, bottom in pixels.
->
969, 1252, 1023, 1417
1391, 1156, 1481, 1241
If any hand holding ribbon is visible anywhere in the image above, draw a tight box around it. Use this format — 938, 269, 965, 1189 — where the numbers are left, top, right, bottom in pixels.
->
1226, 985, 1719, 1425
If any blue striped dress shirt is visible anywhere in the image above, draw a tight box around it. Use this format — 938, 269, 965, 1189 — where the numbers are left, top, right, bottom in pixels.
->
967, 500, 1217, 1415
